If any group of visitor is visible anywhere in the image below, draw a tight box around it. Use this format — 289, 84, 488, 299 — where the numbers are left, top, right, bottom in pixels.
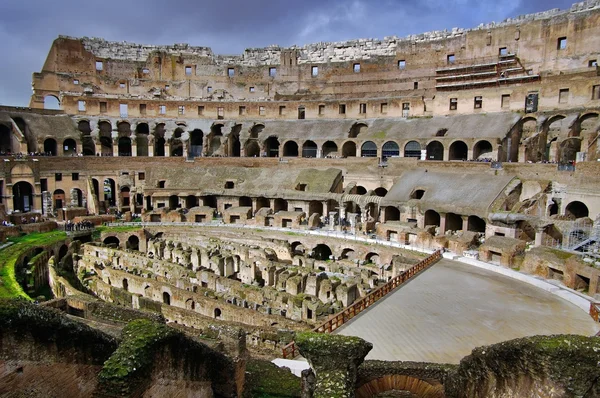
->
64, 220, 94, 231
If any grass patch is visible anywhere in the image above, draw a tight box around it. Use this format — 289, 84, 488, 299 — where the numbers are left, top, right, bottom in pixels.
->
95, 225, 142, 234
0, 231, 68, 299
245, 358, 301, 397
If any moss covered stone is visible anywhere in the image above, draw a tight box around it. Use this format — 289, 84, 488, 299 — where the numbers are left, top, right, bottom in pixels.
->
245, 358, 302, 397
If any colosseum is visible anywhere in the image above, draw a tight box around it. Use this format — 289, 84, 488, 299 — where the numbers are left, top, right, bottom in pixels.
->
1, 1, 600, 397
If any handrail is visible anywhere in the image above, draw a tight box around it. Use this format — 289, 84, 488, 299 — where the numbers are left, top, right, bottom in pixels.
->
590, 302, 600, 323
282, 249, 443, 359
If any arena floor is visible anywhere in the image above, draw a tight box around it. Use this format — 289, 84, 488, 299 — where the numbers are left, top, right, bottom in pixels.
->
335, 259, 600, 363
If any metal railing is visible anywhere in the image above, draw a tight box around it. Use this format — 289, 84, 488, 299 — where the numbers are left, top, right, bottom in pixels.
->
282, 249, 443, 359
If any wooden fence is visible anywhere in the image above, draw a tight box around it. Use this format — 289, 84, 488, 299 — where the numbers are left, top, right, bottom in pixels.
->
282, 249, 443, 359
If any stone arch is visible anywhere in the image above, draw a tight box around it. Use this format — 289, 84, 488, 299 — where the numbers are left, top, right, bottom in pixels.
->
127, 235, 140, 251
63, 138, 77, 156
72, 188, 84, 207
169, 195, 179, 210
565, 201, 589, 219
342, 141, 357, 157
214, 308, 222, 319
356, 375, 445, 398
446, 212, 463, 232
163, 292, 171, 305
424, 210, 440, 227
122, 278, 129, 291
282, 140, 299, 157
53, 188, 66, 209
449, 140, 468, 160
57, 244, 68, 262
361, 141, 377, 157
154, 124, 166, 156
312, 244, 332, 261
103, 236, 120, 247
265, 136, 280, 157
135, 123, 149, 156
250, 124, 264, 139
404, 140, 421, 158
189, 129, 204, 157
103, 178, 116, 207
185, 195, 198, 209
43, 138, 57, 156
309, 201, 323, 216
302, 140, 318, 158
426, 141, 444, 160
13, 181, 34, 212
322, 141, 338, 157
576, 112, 599, 137
118, 137, 131, 156
473, 140, 493, 160
467, 215, 486, 232
256, 197, 270, 210
43, 95, 60, 110
340, 248, 356, 260
291, 241, 305, 255
374, 187, 388, 197
98, 121, 113, 156
78, 120, 95, 156
186, 298, 196, 311
349, 123, 368, 138
207, 124, 223, 156
227, 124, 242, 157
382, 141, 400, 160
504, 117, 536, 162
365, 252, 380, 264
274, 198, 288, 212
384, 206, 400, 221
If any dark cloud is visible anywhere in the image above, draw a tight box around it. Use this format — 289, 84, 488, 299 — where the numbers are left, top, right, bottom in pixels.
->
0, 0, 576, 106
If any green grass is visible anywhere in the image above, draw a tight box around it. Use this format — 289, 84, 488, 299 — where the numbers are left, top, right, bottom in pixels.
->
245, 358, 301, 397
0, 231, 68, 299
95, 225, 142, 233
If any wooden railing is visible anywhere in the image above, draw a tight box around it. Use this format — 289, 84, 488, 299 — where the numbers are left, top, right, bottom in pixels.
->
590, 302, 600, 323
282, 249, 443, 359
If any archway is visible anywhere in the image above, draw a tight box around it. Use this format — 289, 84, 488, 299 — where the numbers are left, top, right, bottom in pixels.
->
322, 141, 338, 157
473, 140, 493, 160
118, 137, 131, 156
189, 129, 204, 157
186, 299, 196, 311
103, 236, 120, 247
426, 141, 444, 160
250, 124, 264, 139
72, 188, 83, 207
365, 252, 380, 264
207, 125, 223, 156
13, 181, 34, 212
57, 244, 68, 262
449, 141, 468, 160
135, 123, 149, 156
446, 212, 463, 231
312, 244, 332, 261
565, 201, 589, 219
53, 189, 65, 209
309, 201, 324, 216
103, 179, 116, 207
468, 216, 486, 232
214, 308, 222, 319
283, 141, 299, 157
92, 179, 100, 202
256, 197, 270, 211
274, 198, 288, 212
342, 141, 357, 157
265, 137, 280, 157
340, 248, 356, 260
382, 141, 400, 160
98, 121, 113, 156
44, 138, 57, 156
374, 187, 388, 197
169, 195, 179, 210
0, 125, 13, 154
302, 141, 318, 158
291, 241, 305, 255
559, 138, 581, 164
43, 95, 60, 110
185, 195, 198, 209
127, 235, 140, 251
361, 141, 377, 157
63, 138, 77, 156
404, 141, 421, 158
122, 279, 129, 291
349, 123, 367, 138
154, 124, 166, 156
424, 210, 441, 227
163, 292, 171, 305
384, 206, 400, 221
120, 186, 130, 207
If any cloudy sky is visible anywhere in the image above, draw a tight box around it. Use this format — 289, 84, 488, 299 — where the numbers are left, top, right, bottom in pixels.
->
0, 0, 576, 106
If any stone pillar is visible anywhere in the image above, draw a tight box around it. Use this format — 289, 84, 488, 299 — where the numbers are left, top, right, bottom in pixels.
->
443, 147, 450, 161
113, 142, 119, 157
317, 148, 323, 158
131, 139, 137, 157
95, 142, 102, 156
42, 191, 52, 215
439, 213, 447, 235
467, 148, 474, 160
534, 227, 545, 247
165, 142, 171, 157
295, 332, 372, 398
518, 145, 526, 163
33, 193, 42, 213
462, 216, 469, 232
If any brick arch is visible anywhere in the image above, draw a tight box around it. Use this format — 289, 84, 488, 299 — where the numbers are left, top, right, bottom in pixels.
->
355, 374, 445, 398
